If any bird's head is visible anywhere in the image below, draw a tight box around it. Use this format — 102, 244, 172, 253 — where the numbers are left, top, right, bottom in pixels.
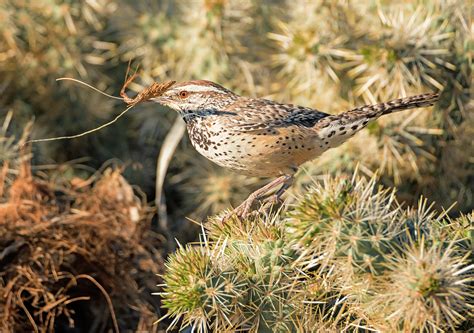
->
151, 80, 238, 118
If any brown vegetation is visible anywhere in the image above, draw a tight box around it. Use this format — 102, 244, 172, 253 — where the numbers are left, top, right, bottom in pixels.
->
120, 68, 176, 106
0, 156, 166, 332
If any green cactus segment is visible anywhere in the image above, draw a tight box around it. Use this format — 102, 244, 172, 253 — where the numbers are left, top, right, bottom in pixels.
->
161, 174, 473, 332
287, 175, 399, 276
373, 242, 474, 331
161, 246, 213, 314
161, 245, 249, 331
161, 214, 338, 331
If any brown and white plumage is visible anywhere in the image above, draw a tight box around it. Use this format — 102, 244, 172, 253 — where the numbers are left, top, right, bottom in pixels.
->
153, 80, 439, 218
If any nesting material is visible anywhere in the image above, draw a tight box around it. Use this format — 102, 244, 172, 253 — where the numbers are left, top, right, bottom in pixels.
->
27, 70, 176, 145
0, 159, 166, 332
120, 71, 176, 106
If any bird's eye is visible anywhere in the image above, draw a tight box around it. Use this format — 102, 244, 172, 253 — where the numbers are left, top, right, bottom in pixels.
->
179, 91, 189, 99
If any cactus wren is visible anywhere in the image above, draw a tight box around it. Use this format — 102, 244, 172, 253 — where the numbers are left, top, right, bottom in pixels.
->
151, 81, 438, 219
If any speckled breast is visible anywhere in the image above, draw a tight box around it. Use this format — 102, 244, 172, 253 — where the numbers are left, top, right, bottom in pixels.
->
186, 117, 325, 177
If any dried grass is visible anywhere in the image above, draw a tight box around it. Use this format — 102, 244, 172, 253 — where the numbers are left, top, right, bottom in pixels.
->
27, 67, 176, 145
0, 156, 166, 332
120, 68, 176, 106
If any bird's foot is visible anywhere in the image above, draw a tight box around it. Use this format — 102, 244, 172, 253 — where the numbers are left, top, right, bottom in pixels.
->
220, 174, 294, 222
222, 193, 285, 222
259, 194, 284, 212
222, 195, 257, 221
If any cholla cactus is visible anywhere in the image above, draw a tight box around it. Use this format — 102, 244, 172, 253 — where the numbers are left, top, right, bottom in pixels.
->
371, 241, 473, 331
287, 174, 400, 279
345, 4, 454, 103
172, 0, 255, 81
161, 211, 343, 332
160, 172, 474, 331
112, 0, 256, 85
268, 1, 351, 105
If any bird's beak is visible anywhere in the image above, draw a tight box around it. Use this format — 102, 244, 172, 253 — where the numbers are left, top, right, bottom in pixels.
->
151, 95, 178, 110
150, 96, 169, 105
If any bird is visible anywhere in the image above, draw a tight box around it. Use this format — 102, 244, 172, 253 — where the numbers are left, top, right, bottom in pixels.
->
151, 80, 439, 219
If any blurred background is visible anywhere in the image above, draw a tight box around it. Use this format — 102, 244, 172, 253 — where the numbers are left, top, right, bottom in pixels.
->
1, 0, 472, 221
0, 0, 472, 331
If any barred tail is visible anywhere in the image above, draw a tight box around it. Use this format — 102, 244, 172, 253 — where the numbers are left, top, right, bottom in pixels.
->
346, 92, 439, 118
315, 93, 439, 147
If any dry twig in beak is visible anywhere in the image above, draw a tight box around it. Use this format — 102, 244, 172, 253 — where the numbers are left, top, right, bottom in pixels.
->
120, 69, 175, 106
25, 68, 176, 145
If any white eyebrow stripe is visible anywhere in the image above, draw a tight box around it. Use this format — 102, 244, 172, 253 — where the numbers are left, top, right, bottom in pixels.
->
177, 85, 224, 93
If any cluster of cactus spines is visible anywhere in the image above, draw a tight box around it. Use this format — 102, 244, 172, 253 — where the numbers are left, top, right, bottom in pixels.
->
0, 0, 116, 105
173, 0, 255, 81
268, 1, 351, 106
287, 174, 400, 276
161, 172, 474, 331
372, 241, 474, 331
346, 5, 453, 102
161, 212, 338, 332
425, 0, 473, 212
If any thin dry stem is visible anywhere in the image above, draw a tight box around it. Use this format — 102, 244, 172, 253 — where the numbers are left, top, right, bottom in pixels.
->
25, 104, 135, 144
56, 78, 123, 100
25, 67, 176, 145
120, 70, 176, 106
75, 274, 119, 333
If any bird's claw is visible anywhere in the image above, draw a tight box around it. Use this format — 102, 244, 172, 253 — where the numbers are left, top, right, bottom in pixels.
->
222, 198, 255, 221
220, 174, 293, 222
262, 194, 283, 206
221, 194, 284, 222
258, 194, 283, 213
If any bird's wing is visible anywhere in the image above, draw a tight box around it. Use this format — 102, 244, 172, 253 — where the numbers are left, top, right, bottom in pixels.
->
227, 98, 330, 133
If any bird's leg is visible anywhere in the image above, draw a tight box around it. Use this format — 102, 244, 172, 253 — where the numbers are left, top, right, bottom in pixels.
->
260, 175, 294, 212
225, 175, 291, 220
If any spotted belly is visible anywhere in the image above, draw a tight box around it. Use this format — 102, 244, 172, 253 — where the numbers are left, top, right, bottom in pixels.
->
184, 107, 371, 177
188, 126, 326, 177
